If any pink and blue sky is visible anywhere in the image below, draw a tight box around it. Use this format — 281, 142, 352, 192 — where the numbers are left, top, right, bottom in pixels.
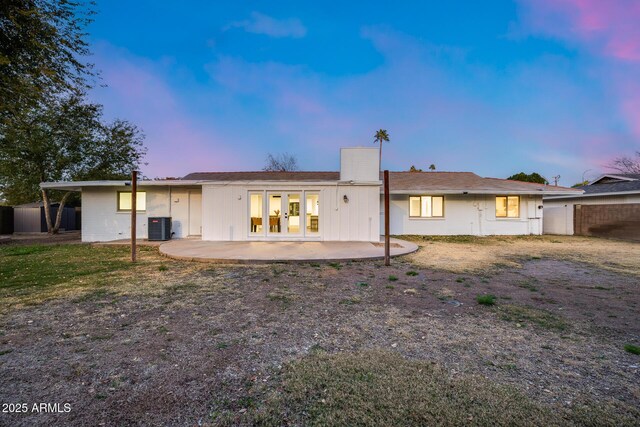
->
89, 0, 640, 186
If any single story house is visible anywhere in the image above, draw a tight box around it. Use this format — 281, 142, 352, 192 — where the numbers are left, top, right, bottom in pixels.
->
41, 147, 580, 243
543, 173, 640, 240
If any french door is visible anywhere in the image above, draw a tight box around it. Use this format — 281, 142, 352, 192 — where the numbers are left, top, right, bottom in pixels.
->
266, 192, 300, 236
249, 191, 319, 238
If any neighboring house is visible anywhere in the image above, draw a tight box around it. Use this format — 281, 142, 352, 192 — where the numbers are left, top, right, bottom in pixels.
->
544, 173, 640, 240
41, 147, 580, 242
13, 202, 77, 233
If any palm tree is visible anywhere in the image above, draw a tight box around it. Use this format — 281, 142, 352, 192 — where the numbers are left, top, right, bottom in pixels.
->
373, 129, 390, 170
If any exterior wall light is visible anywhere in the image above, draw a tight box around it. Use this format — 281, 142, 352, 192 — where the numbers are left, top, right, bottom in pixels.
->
343, 195, 349, 203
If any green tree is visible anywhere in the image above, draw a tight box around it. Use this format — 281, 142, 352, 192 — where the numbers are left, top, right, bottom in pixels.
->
408, 165, 422, 172
429, 164, 436, 171
1, 1, 147, 234
0, 94, 146, 233
506, 172, 549, 185
373, 129, 390, 171
1, 0, 95, 120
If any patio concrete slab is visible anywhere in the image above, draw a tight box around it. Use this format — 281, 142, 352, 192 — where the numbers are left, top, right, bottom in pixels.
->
158, 237, 418, 263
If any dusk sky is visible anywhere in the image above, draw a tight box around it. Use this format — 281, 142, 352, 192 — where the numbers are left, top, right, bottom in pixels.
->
88, 0, 640, 186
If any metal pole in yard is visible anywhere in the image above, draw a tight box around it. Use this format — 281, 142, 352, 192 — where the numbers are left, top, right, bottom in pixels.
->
384, 169, 390, 266
131, 170, 137, 262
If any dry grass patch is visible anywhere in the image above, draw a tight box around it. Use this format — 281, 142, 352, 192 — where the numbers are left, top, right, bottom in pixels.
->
497, 304, 568, 332
267, 288, 297, 307
402, 235, 640, 275
212, 351, 638, 426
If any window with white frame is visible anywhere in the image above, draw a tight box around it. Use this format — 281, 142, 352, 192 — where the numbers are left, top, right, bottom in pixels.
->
495, 196, 519, 218
409, 196, 444, 218
117, 191, 146, 212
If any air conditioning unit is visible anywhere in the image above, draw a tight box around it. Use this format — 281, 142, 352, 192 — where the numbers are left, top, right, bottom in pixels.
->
148, 217, 171, 241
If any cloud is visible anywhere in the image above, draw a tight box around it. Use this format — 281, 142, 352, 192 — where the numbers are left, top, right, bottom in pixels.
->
516, 0, 640, 159
90, 19, 637, 187
226, 12, 306, 38
205, 25, 639, 185
517, 0, 640, 62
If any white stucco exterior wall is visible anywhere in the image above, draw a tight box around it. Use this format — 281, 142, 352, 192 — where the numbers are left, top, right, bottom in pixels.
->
201, 183, 381, 242
81, 187, 161, 242
80, 183, 380, 242
382, 194, 544, 236
80, 186, 199, 242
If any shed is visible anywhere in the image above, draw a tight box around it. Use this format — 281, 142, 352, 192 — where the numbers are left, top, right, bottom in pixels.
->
13, 202, 77, 233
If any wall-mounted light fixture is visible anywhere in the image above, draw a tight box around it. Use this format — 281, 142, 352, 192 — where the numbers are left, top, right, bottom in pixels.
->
343, 195, 349, 203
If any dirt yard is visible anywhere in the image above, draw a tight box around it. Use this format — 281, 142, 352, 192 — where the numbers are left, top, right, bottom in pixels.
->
0, 236, 639, 426
405, 235, 640, 275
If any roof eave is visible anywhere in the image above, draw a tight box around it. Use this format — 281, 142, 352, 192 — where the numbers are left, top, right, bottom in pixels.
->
588, 174, 638, 185
40, 180, 203, 191
389, 189, 582, 195
543, 189, 640, 199
40, 179, 382, 191
200, 180, 381, 186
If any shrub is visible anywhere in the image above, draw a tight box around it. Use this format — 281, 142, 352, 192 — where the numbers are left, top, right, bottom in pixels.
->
624, 344, 640, 355
476, 294, 496, 306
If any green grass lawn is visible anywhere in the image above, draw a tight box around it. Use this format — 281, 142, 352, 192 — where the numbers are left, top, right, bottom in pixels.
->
0, 244, 159, 308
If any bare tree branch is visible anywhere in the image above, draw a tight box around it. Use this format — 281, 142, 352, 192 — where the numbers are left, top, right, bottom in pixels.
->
263, 153, 299, 171
606, 151, 640, 174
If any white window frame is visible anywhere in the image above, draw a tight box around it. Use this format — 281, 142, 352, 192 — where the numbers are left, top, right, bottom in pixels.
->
408, 195, 444, 218
248, 191, 265, 235
304, 191, 320, 235
495, 195, 520, 218
117, 191, 147, 212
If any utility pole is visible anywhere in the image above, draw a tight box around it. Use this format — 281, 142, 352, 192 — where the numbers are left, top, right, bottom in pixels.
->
384, 170, 390, 266
131, 170, 137, 262
552, 175, 560, 186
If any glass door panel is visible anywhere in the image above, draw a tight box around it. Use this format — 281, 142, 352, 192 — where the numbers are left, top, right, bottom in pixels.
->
287, 193, 301, 234
305, 193, 319, 234
249, 193, 263, 234
268, 193, 282, 233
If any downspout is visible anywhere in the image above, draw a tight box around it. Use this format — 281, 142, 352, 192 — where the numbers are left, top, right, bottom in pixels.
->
478, 200, 483, 236
169, 186, 174, 237
473, 196, 483, 236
